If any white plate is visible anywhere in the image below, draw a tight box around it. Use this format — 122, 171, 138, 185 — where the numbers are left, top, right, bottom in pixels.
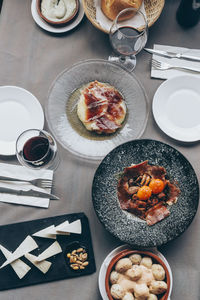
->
0, 86, 44, 156
98, 245, 173, 300
153, 75, 200, 142
31, 0, 84, 34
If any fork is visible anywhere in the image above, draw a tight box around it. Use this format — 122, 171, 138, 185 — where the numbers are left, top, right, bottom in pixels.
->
0, 176, 52, 189
152, 59, 200, 73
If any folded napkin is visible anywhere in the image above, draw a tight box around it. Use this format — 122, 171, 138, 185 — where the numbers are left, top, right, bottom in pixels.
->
95, 0, 146, 33
0, 163, 53, 208
151, 44, 200, 80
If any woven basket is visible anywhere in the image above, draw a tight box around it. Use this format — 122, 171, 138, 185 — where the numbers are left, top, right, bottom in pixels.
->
82, 0, 165, 33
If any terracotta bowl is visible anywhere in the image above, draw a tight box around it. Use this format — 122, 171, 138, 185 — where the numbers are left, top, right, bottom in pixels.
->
36, 0, 79, 26
105, 249, 171, 300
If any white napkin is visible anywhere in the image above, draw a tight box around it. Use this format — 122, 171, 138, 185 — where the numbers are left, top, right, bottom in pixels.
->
95, 0, 146, 32
0, 163, 53, 208
151, 44, 200, 80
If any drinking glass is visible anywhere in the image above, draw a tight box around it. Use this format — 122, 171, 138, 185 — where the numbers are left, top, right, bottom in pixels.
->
109, 8, 148, 71
16, 129, 59, 170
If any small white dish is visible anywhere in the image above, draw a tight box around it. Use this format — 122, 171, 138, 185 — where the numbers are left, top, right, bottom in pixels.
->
31, 0, 84, 34
0, 86, 44, 156
153, 75, 200, 142
98, 244, 173, 300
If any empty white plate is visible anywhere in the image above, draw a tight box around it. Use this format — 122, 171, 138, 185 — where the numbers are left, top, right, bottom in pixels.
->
153, 75, 200, 142
0, 86, 44, 156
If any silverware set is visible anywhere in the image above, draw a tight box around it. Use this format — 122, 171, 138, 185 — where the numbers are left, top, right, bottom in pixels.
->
145, 48, 200, 61
144, 47, 200, 74
0, 176, 52, 189
152, 59, 200, 73
0, 176, 59, 200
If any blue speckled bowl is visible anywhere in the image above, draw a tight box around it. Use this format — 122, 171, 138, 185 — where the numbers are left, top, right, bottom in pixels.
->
92, 139, 199, 247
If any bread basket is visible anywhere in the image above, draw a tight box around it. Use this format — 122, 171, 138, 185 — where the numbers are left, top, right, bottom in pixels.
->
82, 0, 165, 33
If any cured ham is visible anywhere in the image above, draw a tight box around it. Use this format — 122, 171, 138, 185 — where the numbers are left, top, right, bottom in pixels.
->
146, 203, 170, 226
117, 161, 180, 226
77, 81, 126, 134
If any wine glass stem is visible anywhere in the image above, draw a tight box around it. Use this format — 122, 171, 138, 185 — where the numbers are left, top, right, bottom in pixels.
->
108, 55, 136, 71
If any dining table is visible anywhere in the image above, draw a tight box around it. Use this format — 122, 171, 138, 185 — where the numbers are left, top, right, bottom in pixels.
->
0, 0, 199, 299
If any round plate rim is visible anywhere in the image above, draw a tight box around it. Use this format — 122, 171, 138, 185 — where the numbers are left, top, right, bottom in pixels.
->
98, 244, 173, 300
152, 75, 200, 142
31, 0, 85, 34
45, 59, 149, 160
0, 85, 44, 156
92, 138, 199, 247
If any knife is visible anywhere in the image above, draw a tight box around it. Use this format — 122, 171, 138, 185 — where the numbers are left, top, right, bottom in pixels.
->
144, 48, 200, 62
0, 187, 59, 200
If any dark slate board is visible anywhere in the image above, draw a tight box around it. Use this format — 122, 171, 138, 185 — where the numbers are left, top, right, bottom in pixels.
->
92, 139, 199, 248
0, 213, 96, 290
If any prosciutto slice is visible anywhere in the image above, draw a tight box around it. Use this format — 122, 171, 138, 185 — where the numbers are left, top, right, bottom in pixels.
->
146, 203, 170, 226
83, 81, 126, 134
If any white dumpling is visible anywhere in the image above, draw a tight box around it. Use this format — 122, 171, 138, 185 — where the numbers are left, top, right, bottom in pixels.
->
136, 265, 154, 286
115, 258, 132, 273
134, 283, 150, 300
140, 257, 153, 269
111, 284, 125, 299
129, 254, 142, 265
149, 280, 168, 295
151, 264, 165, 281
147, 294, 158, 300
110, 271, 120, 284
125, 265, 142, 281
122, 292, 135, 300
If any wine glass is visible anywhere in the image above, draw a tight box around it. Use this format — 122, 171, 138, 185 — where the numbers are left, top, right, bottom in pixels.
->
109, 8, 148, 71
16, 129, 59, 170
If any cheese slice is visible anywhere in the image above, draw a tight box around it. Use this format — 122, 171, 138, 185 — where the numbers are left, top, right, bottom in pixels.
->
47, 221, 70, 235
25, 253, 52, 274
54, 221, 70, 236
0, 236, 38, 269
36, 241, 62, 262
56, 219, 82, 234
32, 221, 70, 238
0, 245, 31, 279
32, 225, 56, 239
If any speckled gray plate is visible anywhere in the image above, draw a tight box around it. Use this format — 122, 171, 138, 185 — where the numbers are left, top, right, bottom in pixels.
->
92, 139, 199, 247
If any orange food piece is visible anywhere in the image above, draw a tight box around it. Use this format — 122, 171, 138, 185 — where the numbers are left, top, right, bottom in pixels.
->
137, 186, 152, 200
149, 179, 165, 194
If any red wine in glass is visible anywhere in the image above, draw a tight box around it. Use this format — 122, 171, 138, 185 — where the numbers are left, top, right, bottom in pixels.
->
109, 8, 148, 71
110, 26, 142, 56
22, 136, 54, 168
16, 129, 59, 170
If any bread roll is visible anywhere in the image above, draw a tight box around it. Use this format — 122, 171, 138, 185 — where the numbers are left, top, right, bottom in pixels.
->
101, 0, 143, 21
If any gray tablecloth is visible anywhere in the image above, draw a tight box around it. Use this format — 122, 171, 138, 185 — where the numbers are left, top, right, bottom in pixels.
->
0, 0, 199, 299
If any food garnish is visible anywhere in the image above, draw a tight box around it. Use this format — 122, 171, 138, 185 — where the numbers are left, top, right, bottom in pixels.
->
67, 247, 89, 271
117, 160, 180, 225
